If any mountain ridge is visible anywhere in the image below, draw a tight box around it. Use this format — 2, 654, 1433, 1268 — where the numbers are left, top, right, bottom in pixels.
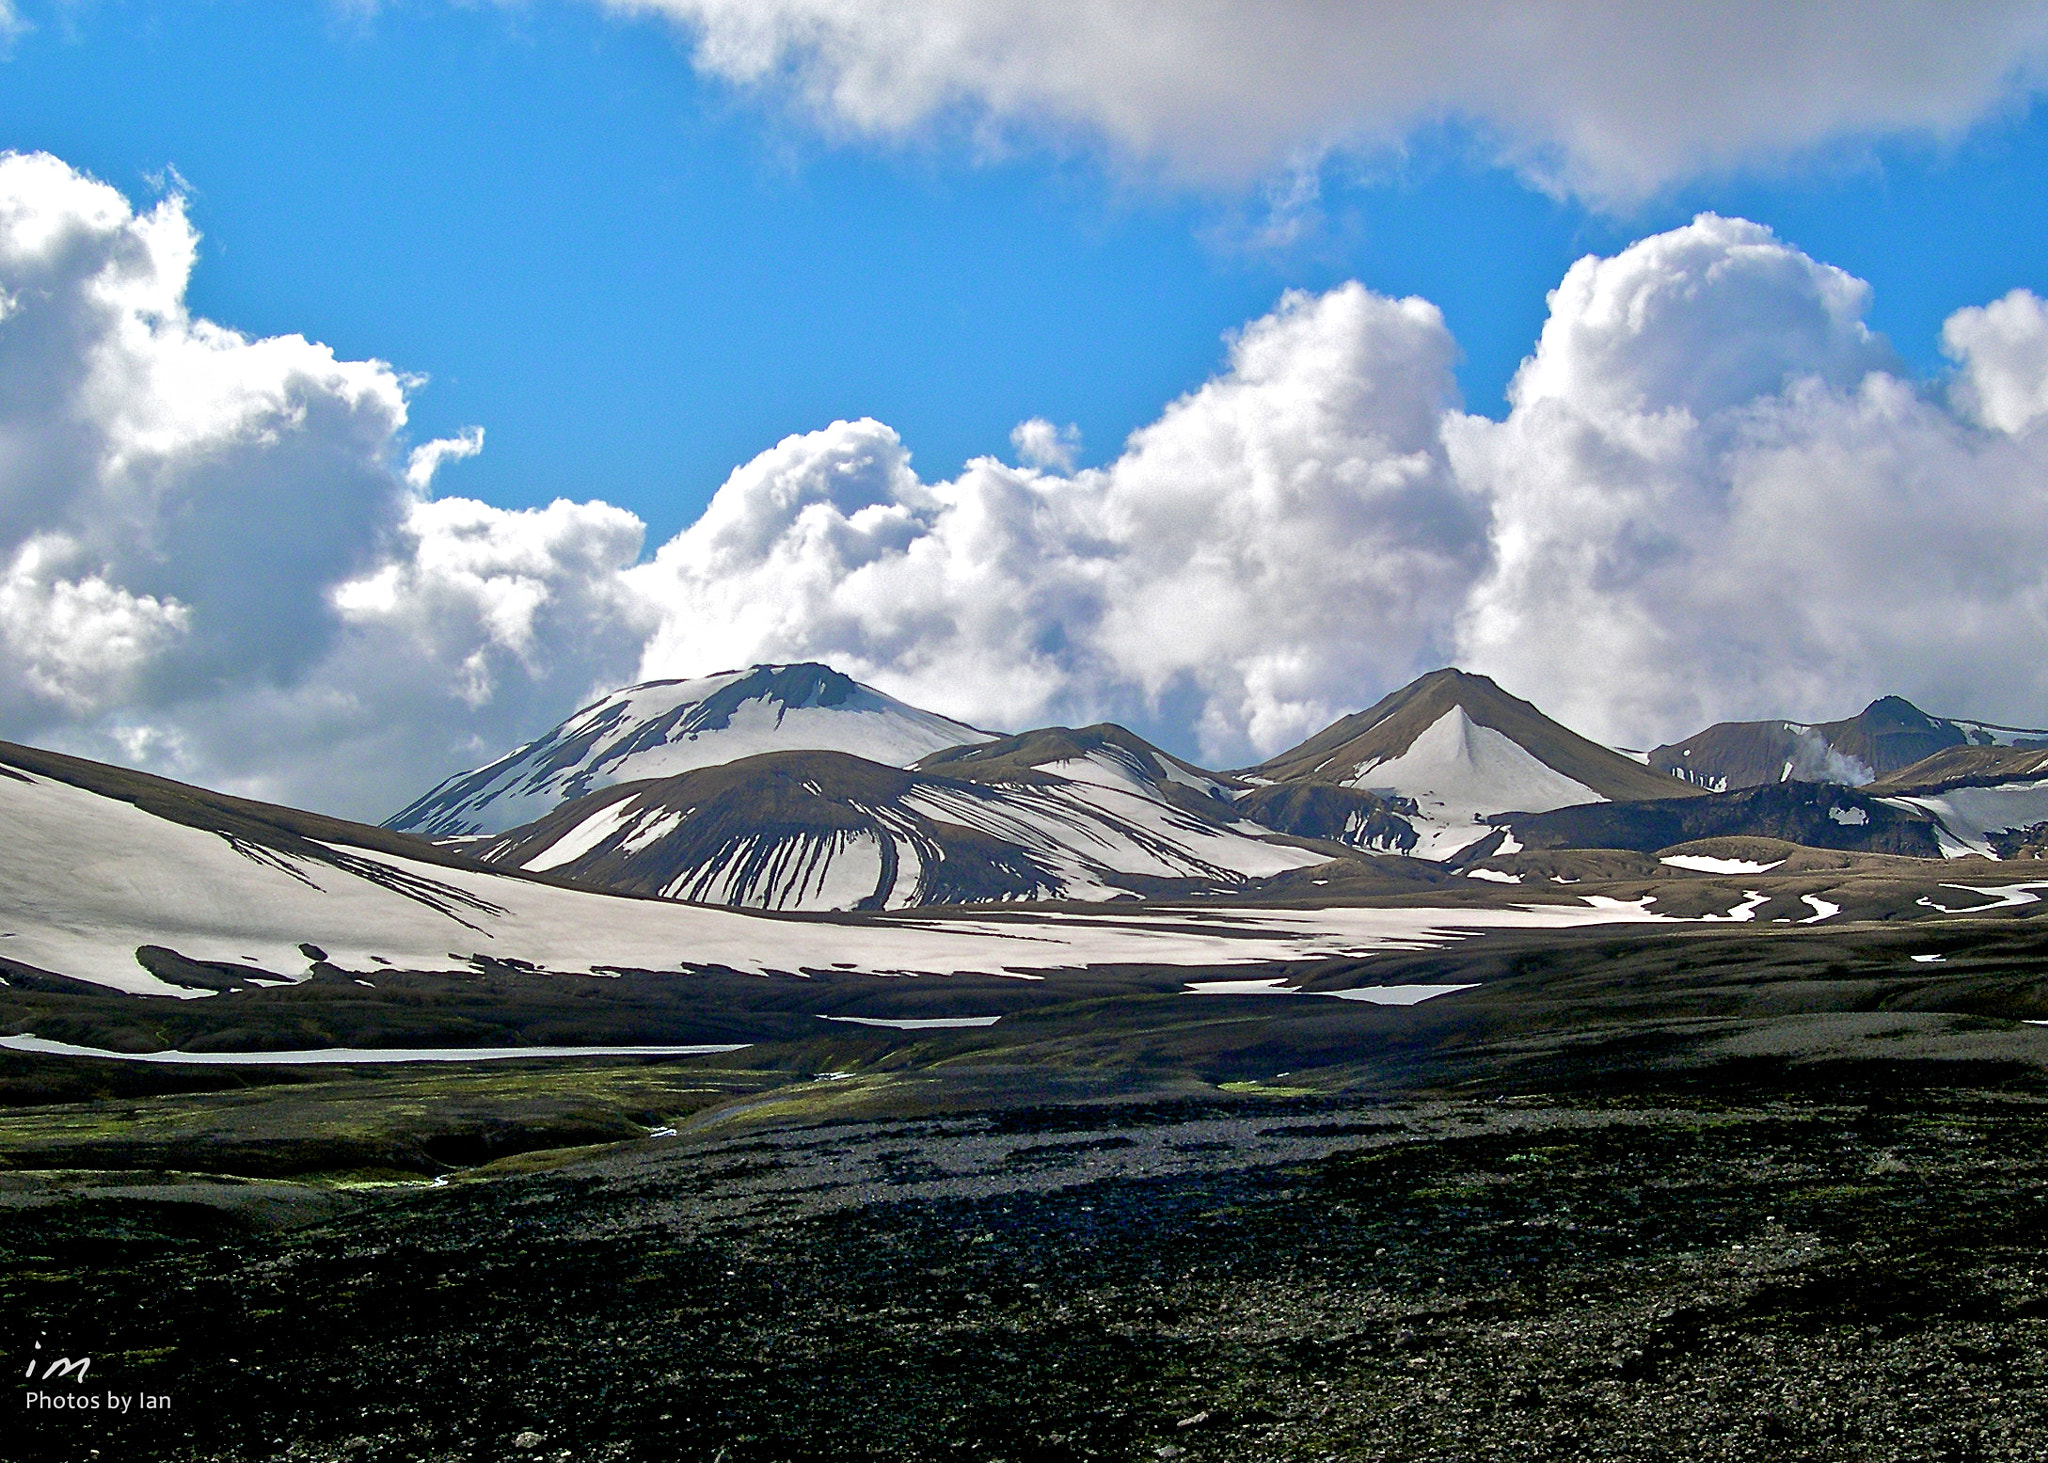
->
1243, 668, 1700, 857
473, 727, 1333, 911
386, 662, 994, 838
1650, 695, 2048, 791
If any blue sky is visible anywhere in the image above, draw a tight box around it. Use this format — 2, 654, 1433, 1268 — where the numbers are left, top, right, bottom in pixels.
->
9, 1, 2045, 541
7, 1, 2048, 814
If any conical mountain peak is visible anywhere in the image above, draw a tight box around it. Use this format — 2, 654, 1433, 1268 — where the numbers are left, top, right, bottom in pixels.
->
1247, 667, 1698, 858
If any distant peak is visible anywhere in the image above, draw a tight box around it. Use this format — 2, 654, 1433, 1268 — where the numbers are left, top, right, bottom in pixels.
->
1856, 695, 1933, 728
1405, 667, 1512, 700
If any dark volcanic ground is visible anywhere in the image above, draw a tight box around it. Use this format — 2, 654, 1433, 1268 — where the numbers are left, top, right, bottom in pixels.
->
6, 914, 2048, 1461
9, 1073, 2048, 1461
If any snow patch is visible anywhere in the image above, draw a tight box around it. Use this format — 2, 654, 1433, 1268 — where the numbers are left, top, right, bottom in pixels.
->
1700, 890, 1771, 922
1798, 894, 1841, 923
1182, 979, 1478, 1005
523, 799, 641, 873
1660, 855, 1786, 875
1348, 708, 1603, 859
818, 1014, 1003, 1029
0, 1035, 750, 1064
1916, 882, 2048, 914
1881, 782, 2048, 858
1317, 983, 1478, 1005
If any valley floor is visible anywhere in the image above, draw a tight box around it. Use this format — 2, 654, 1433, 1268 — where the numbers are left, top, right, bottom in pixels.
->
6, 1073, 2048, 1462
7, 913, 2048, 1461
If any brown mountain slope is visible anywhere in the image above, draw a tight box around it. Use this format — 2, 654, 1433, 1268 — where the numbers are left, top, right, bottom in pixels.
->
1869, 744, 2048, 795
1246, 668, 1699, 805
1651, 695, 2048, 791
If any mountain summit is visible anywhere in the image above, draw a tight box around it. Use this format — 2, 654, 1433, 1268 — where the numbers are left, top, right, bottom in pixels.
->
1649, 696, 2048, 791
1246, 669, 1698, 857
386, 663, 992, 838
472, 724, 1326, 911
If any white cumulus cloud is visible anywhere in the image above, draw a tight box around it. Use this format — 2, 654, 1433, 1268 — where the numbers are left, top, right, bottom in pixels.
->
1452, 216, 2048, 743
629, 213, 2048, 760
1944, 288, 2048, 435
630, 282, 1485, 760
0, 153, 651, 816
405, 426, 486, 490
1008, 416, 1079, 472
6, 149, 2048, 820
606, 0, 2048, 202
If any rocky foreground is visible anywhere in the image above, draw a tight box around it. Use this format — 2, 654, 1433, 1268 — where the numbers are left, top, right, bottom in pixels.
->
8, 1050, 2048, 1461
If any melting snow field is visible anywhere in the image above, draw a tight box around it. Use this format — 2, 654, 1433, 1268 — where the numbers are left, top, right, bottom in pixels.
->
0, 764, 1685, 996
1661, 855, 1786, 875
1800, 894, 1842, 923
818, 1015, 1004, 1029
1879, 783, 2048, 858
1183, 978, 1478, 1005
10, 764, 2048, 1008
0, 1035, 751, 1064
1917, 883, 2048, 914
1699, 891, 1771, 923
514, 739, 1330, 912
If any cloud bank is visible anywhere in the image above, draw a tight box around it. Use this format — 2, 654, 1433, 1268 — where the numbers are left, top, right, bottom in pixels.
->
607, 0, 2048, 201
0, 153, 650, 814
4, 152, 2048, 816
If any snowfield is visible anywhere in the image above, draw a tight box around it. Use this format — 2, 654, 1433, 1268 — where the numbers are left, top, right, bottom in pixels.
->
0, 1035, 751, 1064
1879, 782, 2048, 858
1661, 855, 1787, 875
502, 739, 1329, 912
2, 760, 1677, 997
1345, 708, 1605, 858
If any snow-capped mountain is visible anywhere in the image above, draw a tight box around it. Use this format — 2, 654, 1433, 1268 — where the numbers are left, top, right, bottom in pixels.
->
1649, 696, 2048, 792
0, 736, 1543, 996
1245, 669, 1699, 858
474, 725, 1330, 911
1484, 742, 2048, 863
386, 663, 994, 838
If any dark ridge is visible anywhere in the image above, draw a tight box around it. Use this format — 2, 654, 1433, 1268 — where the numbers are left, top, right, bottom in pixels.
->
1646, 694, 2048, 792
1232, 782, 1418, 854
1503, 781, 1944, 858
920, 723, 1216, 786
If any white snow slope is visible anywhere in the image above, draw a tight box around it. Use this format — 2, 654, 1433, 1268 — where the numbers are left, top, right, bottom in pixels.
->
1879, 781, 2048, 858
386, 663, 994, 837
3, 757, 1683, 997
503, 741, 1330, 911
1345, 708, 1605, 858
896, 748, 1326, 903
